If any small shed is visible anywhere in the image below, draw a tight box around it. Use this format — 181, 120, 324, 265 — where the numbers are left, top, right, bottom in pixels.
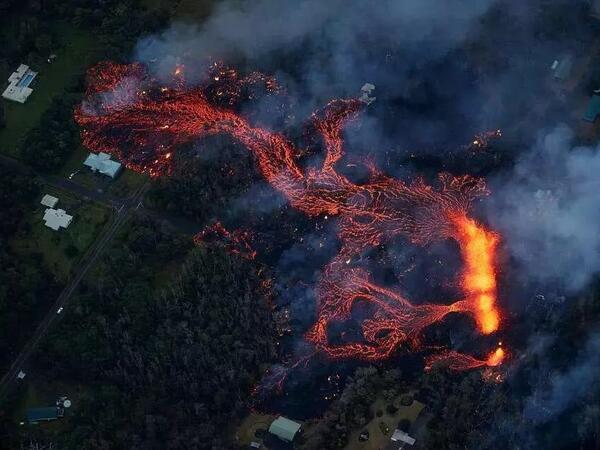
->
583, 95, 600, 122
40, 194, 59, 208
268, 416, 301, 442
27, 407, 60, 424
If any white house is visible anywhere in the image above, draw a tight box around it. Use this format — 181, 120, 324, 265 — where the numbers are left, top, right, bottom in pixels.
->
43, 208, 72, 231
40, 194, 59, 208
2, 64, 37, 103
83, 152, 122, 178
268, 416, 301, 442
359, 83, 376, 105
390, 429, 416, 449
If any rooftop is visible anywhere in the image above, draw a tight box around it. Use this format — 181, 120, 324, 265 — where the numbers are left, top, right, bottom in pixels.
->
43, 208, 73, 231
40, 194, 59, 208
268, 416, 301, 442
83, 152, 122, 178
552, 55, 573, 81
2, 64, 37, 103
583, 95, 600, 122
389, 429, 416, 449
27, 407, 60, 424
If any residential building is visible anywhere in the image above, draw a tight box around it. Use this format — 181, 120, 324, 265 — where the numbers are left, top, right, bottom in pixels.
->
27, 407, 62, 424
40, 194, 59, 208
359, 83, 376, 105
388, 429, 416, 450
551, 55, 573, 81
43, 208, 73, 231
583, 94, 600, 122
268, 416, 301, 442
83, 152, 123, 178
2, 64, 37, 103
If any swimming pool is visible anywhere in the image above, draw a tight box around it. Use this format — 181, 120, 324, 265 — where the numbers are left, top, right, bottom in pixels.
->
16, 72, 36, 88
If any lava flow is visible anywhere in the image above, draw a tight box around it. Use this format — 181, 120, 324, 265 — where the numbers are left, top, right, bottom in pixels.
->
75, 62, 505, 372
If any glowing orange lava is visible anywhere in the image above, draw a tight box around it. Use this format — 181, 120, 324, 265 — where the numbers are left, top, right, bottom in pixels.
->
75, 62, 505, 371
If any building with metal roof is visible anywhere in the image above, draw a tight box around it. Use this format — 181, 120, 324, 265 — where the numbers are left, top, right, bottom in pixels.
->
40, 194, 59, 208
83, 152, 123, 178
2, 64, 37, 103
583, 95, 600, 122
551, 55, 573, 81
27, 407, 60, 424
268, 416, 301, 442
43, 208, 73, 231
359, 82, 376, 105
388, 429, 416, 449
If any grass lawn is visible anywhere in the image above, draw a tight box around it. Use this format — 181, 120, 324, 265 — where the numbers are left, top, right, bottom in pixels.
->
235, 412, 276, 447
107, 169, 147, 198
0, 25, 97, 157
344, 392, 425, 450
12, 378, 87, 435
11, 187, 111, 282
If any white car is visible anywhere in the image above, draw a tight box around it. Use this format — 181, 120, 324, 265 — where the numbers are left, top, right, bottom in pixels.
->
57, 307, 64, 314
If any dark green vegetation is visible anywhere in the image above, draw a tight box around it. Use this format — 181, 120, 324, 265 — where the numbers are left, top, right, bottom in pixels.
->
148, 137, 261, 224
3, 0, 600, 449
0, 0, 169, 158
6, 218, 277, 449
0, 167, 60, 374
21, 95, 82, 172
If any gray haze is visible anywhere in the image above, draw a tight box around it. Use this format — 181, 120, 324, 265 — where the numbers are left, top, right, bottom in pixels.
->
487, 125, 600, 292
523, 329, 600, 423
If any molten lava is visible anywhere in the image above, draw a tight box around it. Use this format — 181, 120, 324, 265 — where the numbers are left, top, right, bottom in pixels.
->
75, 62, 505, 371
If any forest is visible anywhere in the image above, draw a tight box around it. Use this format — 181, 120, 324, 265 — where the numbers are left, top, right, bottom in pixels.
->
0, 167, 60, 374
3, 1, 600, 449
17, 218, 278, 449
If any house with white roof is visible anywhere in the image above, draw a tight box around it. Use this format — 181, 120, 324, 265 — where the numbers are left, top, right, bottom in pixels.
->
2, 64, 37, 103
359, 83, 376, 105
268, 416, 301, 442
83, 152, 122, 178
43, 208, 72, 231
388, 429, 416, 449
40, 194, 59, 208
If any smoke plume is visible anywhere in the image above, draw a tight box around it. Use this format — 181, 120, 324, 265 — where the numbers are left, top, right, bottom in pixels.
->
487, 125, 600, 293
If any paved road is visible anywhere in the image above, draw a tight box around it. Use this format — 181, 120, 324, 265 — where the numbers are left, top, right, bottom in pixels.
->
0, 153, 122, 208
0, 153, 203, 402
0, 180, 149, 402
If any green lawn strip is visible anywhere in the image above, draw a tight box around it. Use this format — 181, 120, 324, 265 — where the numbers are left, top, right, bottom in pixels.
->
0, 25, 97, 157
12, 379, 88, 435
235, 412, 277, 447
10, 188, 111, 282
107, 169, 147, 198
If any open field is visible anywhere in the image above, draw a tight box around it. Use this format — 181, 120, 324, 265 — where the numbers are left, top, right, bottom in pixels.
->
235, 412, 277, 447
0, 25, 97, 157
11, 378, 87, 436
10, 187, 111, 282
344, 393, 425, 450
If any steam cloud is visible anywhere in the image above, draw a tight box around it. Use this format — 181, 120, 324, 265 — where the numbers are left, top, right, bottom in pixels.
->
524, 330, 600, 423
487, 125, 600, 293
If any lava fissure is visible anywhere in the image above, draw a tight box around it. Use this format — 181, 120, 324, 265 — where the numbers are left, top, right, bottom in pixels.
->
75, 62, 505, 372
